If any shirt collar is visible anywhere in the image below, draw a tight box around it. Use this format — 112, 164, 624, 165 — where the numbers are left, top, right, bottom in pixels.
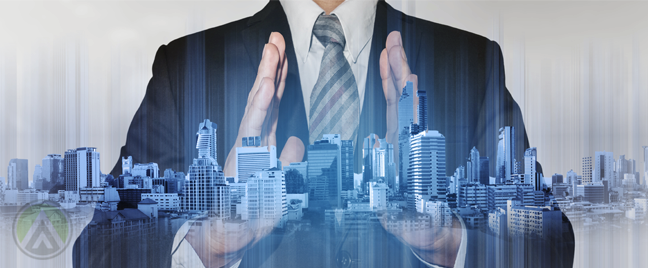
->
280, 0, 377, 64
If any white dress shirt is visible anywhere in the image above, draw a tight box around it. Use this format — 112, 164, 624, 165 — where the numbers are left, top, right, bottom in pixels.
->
171, 1, 468, 267
280, 0, 377, 124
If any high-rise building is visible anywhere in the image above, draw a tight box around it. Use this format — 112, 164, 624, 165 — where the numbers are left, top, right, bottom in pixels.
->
593, 151, 614, 185
42, 154, 64, 188
407, 130, 446, 211
196, 119, 219, 164
241, 168, 286, 227
7, 159, 28, 190
308, 135, 342, 207
373, 139, 396, 187
398, 81, 415, 137
469, 147, 480, 183
416, 89, 427, 130
65, 148, 101, 193
616, 155, 639, 187
479, 157, 490, 185
362, 133, 378, 191
524, 148, 541, 190
235, 136, 277, 182
566, 169, 578, 196
181, 121, 230, 219
340, 140, 354, 191
496, 127, 515, 184
576, 183, 605, 203
582, 156, 593, 184
33, 165, 43, 190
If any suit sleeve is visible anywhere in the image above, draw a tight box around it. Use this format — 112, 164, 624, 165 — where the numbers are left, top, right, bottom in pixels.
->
109, 44, 183, 177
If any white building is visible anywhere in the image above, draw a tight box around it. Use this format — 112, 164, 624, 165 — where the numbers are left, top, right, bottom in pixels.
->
408, 130, 446, 211
235, 136, 277, 182
3, 189, 48, 205
593, 151, 614, 183
369, 182, 388, 211
65, 147, 101, 193
507, 199, 562, 238
488, 207, 507, 236
142, 193, 179, 211
424, 200, 453, 226
132, 163, 160, 178
241, 168, 286, 228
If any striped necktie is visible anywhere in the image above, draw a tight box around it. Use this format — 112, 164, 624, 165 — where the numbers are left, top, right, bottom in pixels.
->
309, 14, 360, 145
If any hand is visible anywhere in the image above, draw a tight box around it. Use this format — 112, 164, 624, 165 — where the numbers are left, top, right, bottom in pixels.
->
380, 31, 418, 174
223, 32, 305, 177
380, 212, 463, 267
187, 32, 305, 267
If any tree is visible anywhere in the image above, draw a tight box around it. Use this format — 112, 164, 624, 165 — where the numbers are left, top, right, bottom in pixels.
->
285, 169, 305, 194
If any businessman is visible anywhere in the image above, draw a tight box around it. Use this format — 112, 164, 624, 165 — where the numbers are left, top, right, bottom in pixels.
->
74, 0, 575, 267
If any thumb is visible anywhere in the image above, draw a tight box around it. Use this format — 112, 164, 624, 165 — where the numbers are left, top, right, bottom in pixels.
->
279, 136, 305, 167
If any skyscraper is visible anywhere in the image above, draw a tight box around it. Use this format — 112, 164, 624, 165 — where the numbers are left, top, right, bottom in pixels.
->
582, 156, 593, 184
373, 139, 396, 187
42, 154, 64, 187
416, 89, 427, 130
121, 156, 133, 174
7, 159, 28, 190
479, 157, 490, 185
398, 81, 415, 136
593, 151, 614, 185
496, 126, 515, 184
340, 140, 354, 191
33, 165, 43, 190
524, 148, 541, 191
235, 136, 277, 182
65, 148, 101, 193
407, 130, 446, 212
308, 136, 342, 207
469, 147, 480, 183
362, 133, 378, 191
196, 119, 218, 164
181, 120, 230, 219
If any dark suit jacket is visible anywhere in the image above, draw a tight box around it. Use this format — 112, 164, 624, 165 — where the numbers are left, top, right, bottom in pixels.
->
73, 1, 575, 267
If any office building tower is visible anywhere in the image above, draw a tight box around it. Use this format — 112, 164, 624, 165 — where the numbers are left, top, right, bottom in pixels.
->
479, 157, 490, 185
593, 151, 614, 185
196, 119, 219, 164
242, 168, 286, 227
33, 165, 43, 190
398, 81, 415, 137
582, 156, 593, 184
416, 89, 427, 130
362, 133, 378, 190
235, 136, 277, 182
181, 121, 230, 218
496, 126, 515, 184
398, 133, 411, 193
341, 140, 354, 191
616, 155, 639, 187
369, 182, 388, 211
7, 159, 28, 190
407, 130, 446, 211
42, 154, 64, 187
308, 136, 342, 207
469, 147, 480, 183
551, 174, 563, 184
523, 148, 541, 191
65, 148, 101, 193
122, 156, 133, 174
373, 139, 396, 188
132, 163, 160, 178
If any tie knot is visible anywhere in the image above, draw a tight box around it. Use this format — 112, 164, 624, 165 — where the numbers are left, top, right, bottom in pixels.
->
313, 14, 346, 47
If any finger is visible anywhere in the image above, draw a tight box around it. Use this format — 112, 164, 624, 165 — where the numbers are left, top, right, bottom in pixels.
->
265, 33, 288, 147
279, 136, 305, 167
240, 77, 275, 137
246, 41, 281, 113
380, 48, 398, 106
386, 31, 412, 91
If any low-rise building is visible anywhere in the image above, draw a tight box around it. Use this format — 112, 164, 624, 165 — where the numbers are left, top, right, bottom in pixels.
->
141, 193, 179, 211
